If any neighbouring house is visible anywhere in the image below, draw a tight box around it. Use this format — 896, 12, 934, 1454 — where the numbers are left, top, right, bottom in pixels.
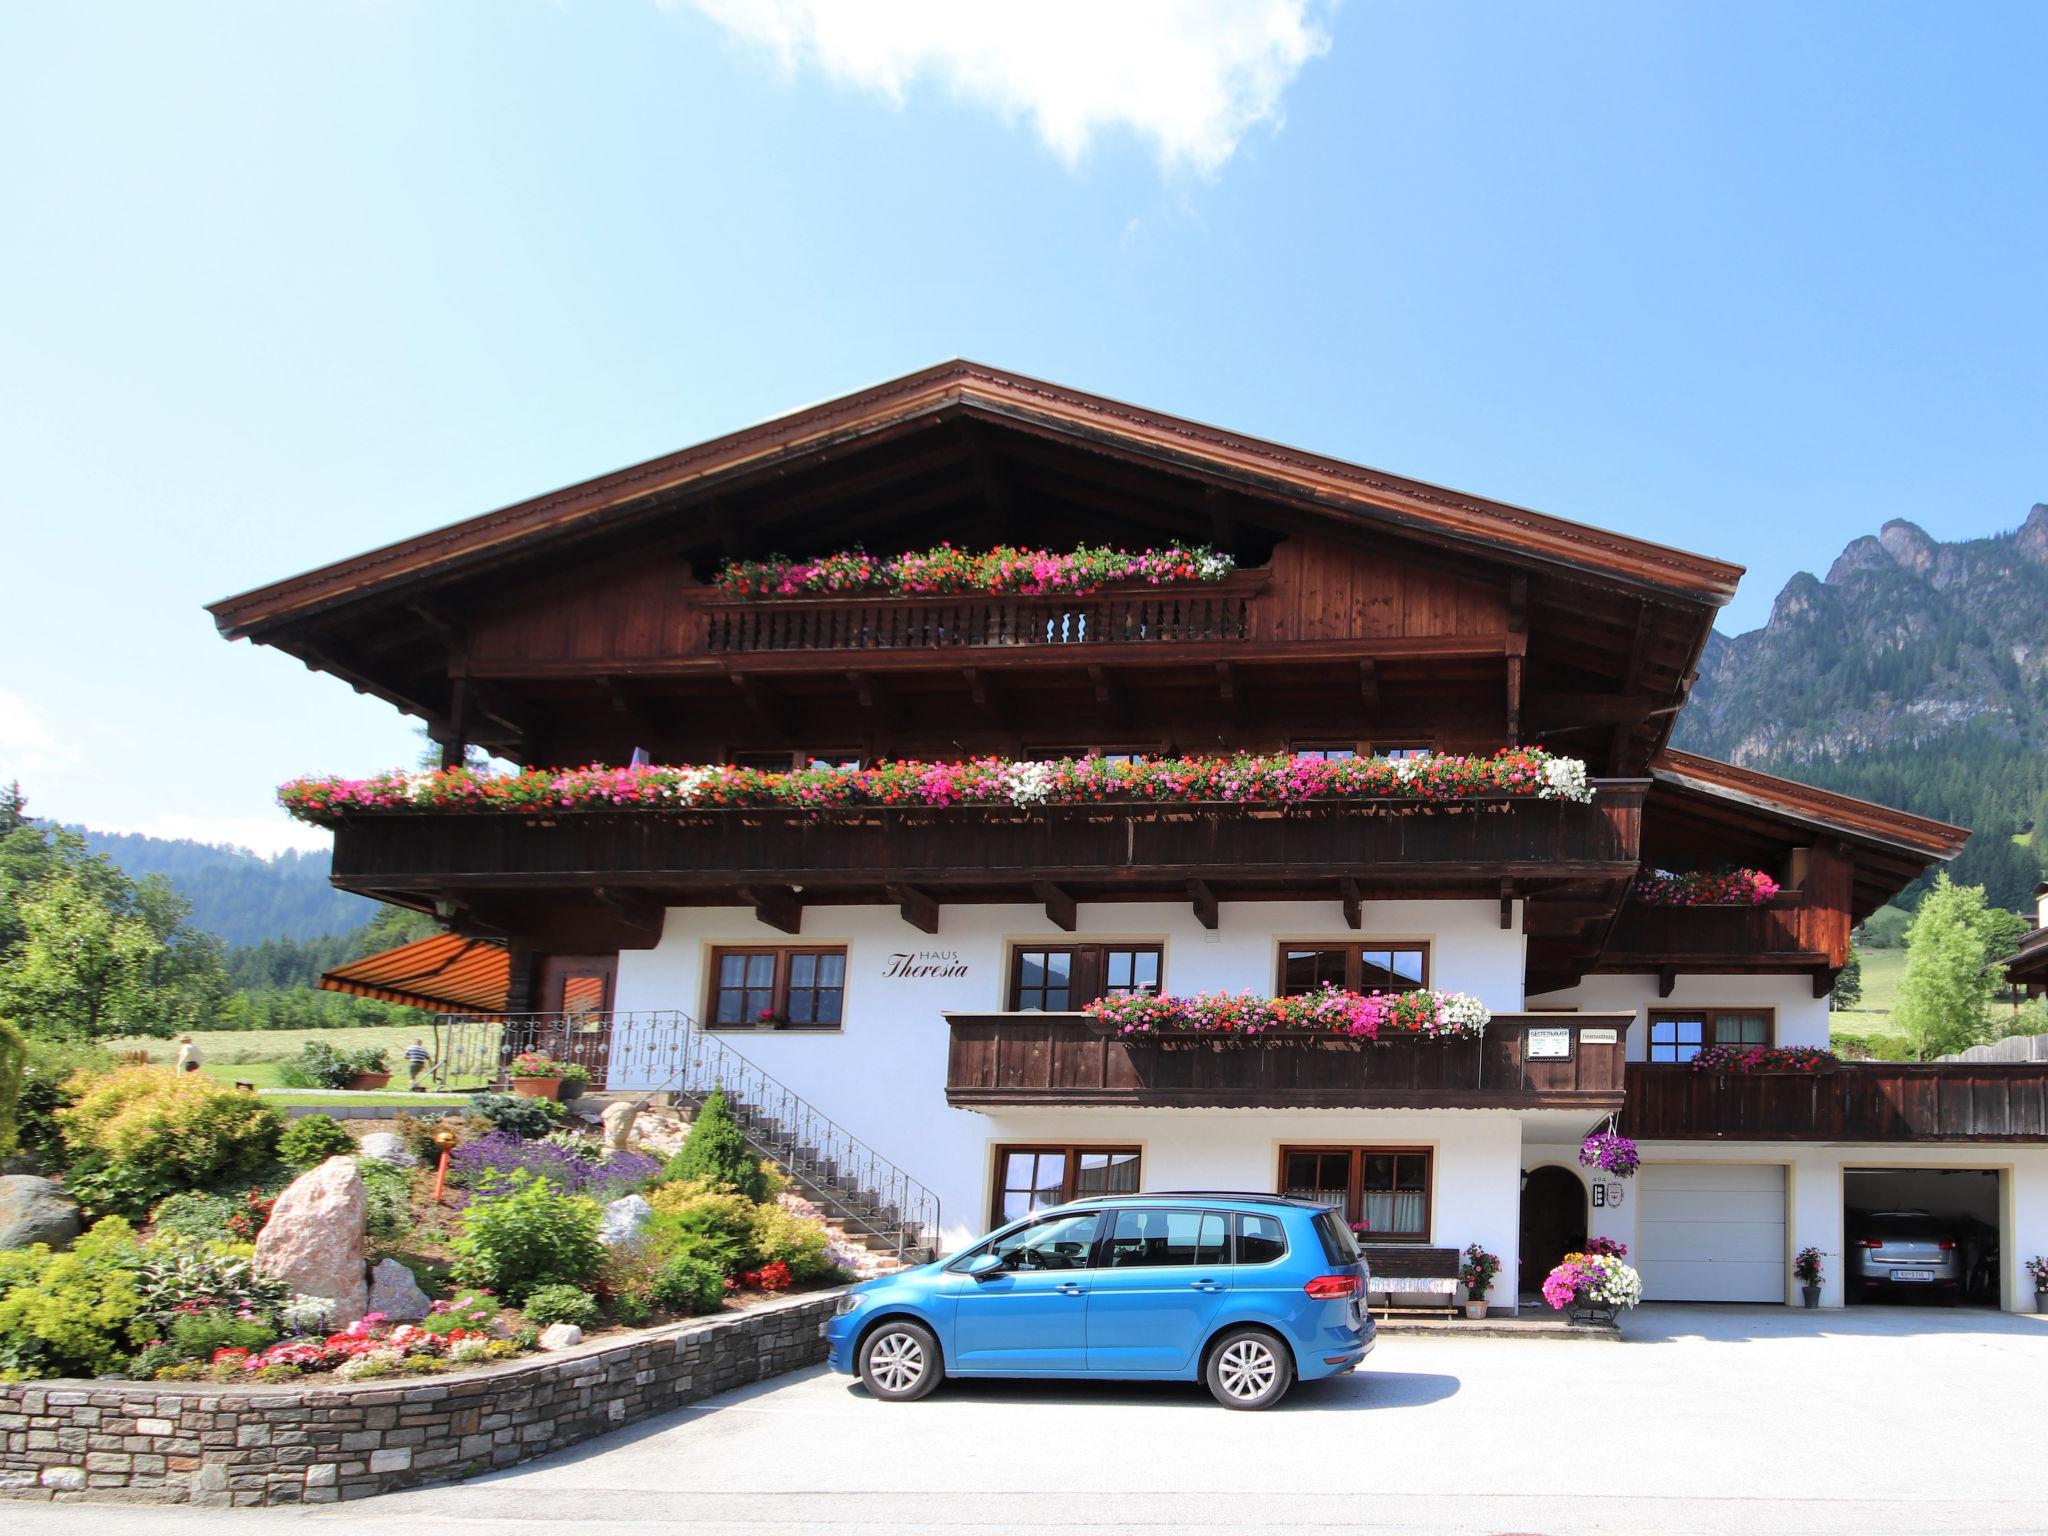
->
212, 361, 2048, 1312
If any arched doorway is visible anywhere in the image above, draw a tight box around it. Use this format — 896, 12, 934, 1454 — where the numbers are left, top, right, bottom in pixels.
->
1520, 1165, 1588, 1298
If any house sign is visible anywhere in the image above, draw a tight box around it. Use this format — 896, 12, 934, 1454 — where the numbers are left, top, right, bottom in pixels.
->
883, 950, 970, 981
1526, 1027, 1573, 1060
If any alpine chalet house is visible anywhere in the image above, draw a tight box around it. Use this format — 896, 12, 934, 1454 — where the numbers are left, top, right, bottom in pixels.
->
213, 363, 2048, 1313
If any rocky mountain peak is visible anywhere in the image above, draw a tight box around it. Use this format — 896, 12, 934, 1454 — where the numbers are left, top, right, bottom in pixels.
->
2017, 503, 2048, 564
1877, 519, 1938, 575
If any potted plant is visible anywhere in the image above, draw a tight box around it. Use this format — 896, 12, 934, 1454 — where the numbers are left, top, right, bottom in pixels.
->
555, 1059, 593, 1102
1458, 1244, 1500, 1319
345, 1049, 392, 1091
2027, 1255, 2048, 1312
507, 1050, 572, 1100
1794, 1246, 1824, 1308
1542, 1249, 1643, 1327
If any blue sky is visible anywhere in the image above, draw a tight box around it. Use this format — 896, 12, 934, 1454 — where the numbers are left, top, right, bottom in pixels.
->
2, 1, 2042, 853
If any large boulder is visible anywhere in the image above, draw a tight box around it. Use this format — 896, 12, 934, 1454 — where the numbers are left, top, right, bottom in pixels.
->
367, 1257, 431, 1321
357, 1132, 417, 1168
0, 1176, 82, 1251
255, 1156, 369, 1326
599, 1194, 653, 1250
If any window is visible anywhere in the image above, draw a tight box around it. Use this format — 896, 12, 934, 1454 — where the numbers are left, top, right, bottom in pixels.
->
1104, 1209, 1229, 1268
1279, 1146, 1432, 1242
728, 751, 864, 771
1236, 1212, 1289, 1264
992, 1145, 1141, 1224
1024, 746, 1152, 764
1371, 742, 1434, 761
1647, 1009, 1774, 1063
1291, 741, 1358, 761
1008, 944, 1163, 1011
1277, 942, 1428, 996
985, 1211, 1102, 1271
707, 946, 847, 1028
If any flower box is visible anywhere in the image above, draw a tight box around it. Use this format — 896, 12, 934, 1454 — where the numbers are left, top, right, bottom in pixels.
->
1083, 987, 1492, 1044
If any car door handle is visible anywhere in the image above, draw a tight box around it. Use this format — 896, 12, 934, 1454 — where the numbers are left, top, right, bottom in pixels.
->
1189, 1279, 1223, 1292
1055, 1282, 1086, 1296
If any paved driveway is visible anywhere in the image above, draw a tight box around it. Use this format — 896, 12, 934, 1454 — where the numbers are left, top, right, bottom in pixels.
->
12, 1305, 2048, 1536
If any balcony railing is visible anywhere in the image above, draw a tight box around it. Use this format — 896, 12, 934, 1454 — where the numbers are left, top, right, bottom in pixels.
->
699, 579, 1261, 656
944, 1013, 1631, 1110
1621, 1061, 2048, 1142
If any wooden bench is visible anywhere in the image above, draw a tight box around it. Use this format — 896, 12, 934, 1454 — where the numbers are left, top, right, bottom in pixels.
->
1358, 1245, 1462, 1317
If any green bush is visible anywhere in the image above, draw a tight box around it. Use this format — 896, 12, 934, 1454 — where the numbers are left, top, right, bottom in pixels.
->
278, 1040, 391, 1091
646, 1181, 759, 1270
277, 1113, 357, 1167
164, 1309, 277, 1363
467, 1092, 562, 1140
357, 1156, 415, 1241
662, 1088, 766, 1198
748, 1199, 837, 1282
414, 1288, 499, 1337
520, 1283, 600, 1329
605, 1290, 652, 1326
0, 1219, 148, 1380
64, 1155, 181, 1222
648, 1253, 726, 1316
450, 1170, 604, 1302
10, 1040, 112, 1170
134, 1238, 291, 1324
57, 1068, 280, 1195
149, 1191, 241, 1242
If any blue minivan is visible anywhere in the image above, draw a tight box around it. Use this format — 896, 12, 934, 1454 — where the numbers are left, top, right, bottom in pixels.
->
824, 1192, 1373, 1409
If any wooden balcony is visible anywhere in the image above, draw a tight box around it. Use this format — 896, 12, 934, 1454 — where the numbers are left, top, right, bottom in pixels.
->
944, 1013, 1632, 1111
1593, 846, 1855, 991
1621, 1062, 2048, 1142
700, 578, 1263, 657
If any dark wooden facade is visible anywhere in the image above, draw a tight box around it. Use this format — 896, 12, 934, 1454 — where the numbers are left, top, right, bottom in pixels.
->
1622, 1062, 2048, 1142
946, 1013, 1631, 1110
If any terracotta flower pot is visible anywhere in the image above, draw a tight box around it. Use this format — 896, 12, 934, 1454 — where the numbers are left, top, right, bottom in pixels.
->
510, 1075, 563, 1101
347, 1072, 391, 1091
1464, 1301, 1488, 1320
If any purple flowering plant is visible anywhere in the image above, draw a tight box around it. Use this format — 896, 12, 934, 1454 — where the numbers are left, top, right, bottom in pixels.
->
446, 1131, 660, 1199
1578, 1132, 1640, 1178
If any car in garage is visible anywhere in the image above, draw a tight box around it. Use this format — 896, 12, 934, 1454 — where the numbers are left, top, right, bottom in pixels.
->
1848, 1209, 1967, 1303
825, 1192, 1375, 1409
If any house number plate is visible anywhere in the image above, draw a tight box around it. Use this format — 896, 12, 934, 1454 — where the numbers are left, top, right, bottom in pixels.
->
1526, 1028, 1573, 1060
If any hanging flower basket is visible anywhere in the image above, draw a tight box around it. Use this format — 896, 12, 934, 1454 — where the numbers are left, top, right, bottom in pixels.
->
1579, 1130, 1640, 1178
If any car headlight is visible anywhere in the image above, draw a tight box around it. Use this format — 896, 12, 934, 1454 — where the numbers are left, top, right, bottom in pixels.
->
836, 1292, 867, 1316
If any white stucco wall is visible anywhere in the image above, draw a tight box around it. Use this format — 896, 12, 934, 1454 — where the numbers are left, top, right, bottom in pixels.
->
608, 897, 1529, 1254
1525, 973, 1832, 1057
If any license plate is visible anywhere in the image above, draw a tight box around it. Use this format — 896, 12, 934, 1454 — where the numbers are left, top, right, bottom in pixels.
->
1890, 1269, 1934, 1282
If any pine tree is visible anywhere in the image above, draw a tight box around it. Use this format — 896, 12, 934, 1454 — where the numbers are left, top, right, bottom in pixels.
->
1831, 947, 1863, 1011
665, 1086, 766, 1198
1893, 875, 2002, 1060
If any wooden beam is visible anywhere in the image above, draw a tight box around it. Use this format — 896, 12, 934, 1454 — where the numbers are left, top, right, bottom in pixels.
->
847, 669, 901, 727
1506, 654, 1523, 741
1034, 881, 1078, 932
1215, 662, 1245, 726
1507, 574, 1528, 635
1658, 967, 1677, 999
1339, 875, 1362, 931
728, 672, 784, 732
1500, 879, 1517, 932
1357, 659, 1379, 722
1187, 878, 1219, 931
437, 677, 471, 770
960, 666, 1007, 728
737, 884, 803, 935
1087, 665, 1129, 726
888, 883, 941, 935
593, 886, 665, 942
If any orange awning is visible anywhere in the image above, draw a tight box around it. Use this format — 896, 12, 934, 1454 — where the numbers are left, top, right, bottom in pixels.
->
319, 933, 509, 1014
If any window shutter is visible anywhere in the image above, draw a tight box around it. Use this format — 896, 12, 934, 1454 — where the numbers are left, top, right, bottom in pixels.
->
1069, 945, 1104, 1008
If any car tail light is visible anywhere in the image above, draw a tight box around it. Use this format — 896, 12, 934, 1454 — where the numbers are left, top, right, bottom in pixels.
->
1859, 1238, 1883, 1248
1305, 1274, 1360, 1300
1938, 1239, 1956, 1251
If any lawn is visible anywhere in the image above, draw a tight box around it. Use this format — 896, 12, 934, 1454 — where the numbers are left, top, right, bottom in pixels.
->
101, 1021, 504, 1090
1831, 947, 1907, 1039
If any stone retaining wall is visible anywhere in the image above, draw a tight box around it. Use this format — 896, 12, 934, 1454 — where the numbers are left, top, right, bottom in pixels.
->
0, 1290, 840, 1506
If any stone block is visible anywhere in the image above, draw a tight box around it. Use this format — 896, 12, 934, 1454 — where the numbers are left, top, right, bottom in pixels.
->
38, 1468, 83, 1491
305, 1462, 338, 1488
134, 1418, 174, 1437
368, 1447, 411, 1473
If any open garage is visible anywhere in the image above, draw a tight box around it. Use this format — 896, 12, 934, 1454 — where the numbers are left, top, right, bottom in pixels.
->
1844, 1167, 2002, 1307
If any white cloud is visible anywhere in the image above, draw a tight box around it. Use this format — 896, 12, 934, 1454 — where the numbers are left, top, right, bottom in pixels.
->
88, 813, 332, 860
673, 0, 1336, 175
0, 688, 84, 785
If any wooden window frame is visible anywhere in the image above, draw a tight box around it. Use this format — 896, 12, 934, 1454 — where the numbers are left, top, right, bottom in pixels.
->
705, 944, 849, 1030
1289, 740, 1361, 761
1276, 1144, 1434, 1243
1006, 942, 1165, 1011
1274, 941, 1431, 995
1021, 745, 1160, 765
726, 749, 866, 771
990, 1143, 1143, 1228
1646, 1007, 1777, 1064
1368, 740, 1436, 760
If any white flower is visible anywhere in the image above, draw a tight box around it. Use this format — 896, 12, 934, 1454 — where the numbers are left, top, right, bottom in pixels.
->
1195, 551, 1236, 579
664, 767, 715, 806
447, 1337, 492, 1365
1003, 761, 1057, 807
1539, 756, 1593, 803
1436, 992, 1492, 1037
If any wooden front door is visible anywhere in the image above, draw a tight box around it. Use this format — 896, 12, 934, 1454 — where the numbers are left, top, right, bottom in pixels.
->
536, 953, 617, 1079
1519, 1165, 1588, 1298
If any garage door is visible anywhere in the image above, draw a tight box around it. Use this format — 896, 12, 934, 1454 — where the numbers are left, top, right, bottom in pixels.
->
1637, 1164, 1786, 1303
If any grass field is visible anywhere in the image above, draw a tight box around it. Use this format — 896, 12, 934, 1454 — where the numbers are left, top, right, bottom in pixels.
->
101, 1023, 503, 1091
1831, 947, 1907, 1039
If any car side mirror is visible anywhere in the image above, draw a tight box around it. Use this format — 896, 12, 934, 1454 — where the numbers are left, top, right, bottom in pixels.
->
959, 1252, 1005, 1281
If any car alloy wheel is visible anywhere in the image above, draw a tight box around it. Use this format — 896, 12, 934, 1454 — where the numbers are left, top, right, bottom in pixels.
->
859, 1320, 942, 1402
1205, 1328, 1293, 1410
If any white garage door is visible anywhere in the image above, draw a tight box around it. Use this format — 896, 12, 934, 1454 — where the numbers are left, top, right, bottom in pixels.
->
1637, 1163, 1786, 1303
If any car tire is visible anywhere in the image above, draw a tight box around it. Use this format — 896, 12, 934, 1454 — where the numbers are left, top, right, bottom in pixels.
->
857, 1319, 943, 1402
1204, 1327, 1294, 1410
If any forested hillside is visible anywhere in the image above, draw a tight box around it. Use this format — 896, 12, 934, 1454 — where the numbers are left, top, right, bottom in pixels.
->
70, 829, 375, 946
1677, 505, 2048, 911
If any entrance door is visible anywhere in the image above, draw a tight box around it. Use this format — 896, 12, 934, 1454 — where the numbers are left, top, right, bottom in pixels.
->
1520, 1165, 1587, 1297
536, 953, 616, 1081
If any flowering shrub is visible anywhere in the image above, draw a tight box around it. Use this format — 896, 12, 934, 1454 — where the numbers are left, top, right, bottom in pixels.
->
204, 1311, 501, 1380
1794, 1246, 1824, 1286
711, 542, 1235, 600
1541, 1252, 1642, 1313
1579, 1132, 1640, 1178
1583, 1236, 1628, 1258
509, 1052, 575, 1079
2026, 1256, 2048, 1290
447, 1130, 661, 1199
733, 1260, 793, 1292
277, 747, 1598, 823
1631, 867, 1781, 906
1458, 1245, 1500, 1298
1084, 986, 1490, 1042
1689, 1045, 1836, 1074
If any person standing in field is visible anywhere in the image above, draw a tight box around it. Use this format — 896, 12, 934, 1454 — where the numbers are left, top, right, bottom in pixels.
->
174, 1034, 201, 1074
404, 1037, 433, 1089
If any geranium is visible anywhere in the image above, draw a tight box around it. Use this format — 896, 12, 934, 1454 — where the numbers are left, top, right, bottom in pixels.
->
710, 542, 1236, 600
1542, 1251, 1642, 1312
2026, 1256, 2048, 1290
1084, 986, 1491, 1042
1793, 1246, 1824, 1286
1458, 1245, 1500, 1296
736, 1260, 793, 1292
509, 1052, 574, 1078
1689, 1045, 1835, 1074
278, 747, 1600, 824
1583, 1236, 1628, 1258
1579, 1131, 1640, 1178
1632, 867, 1782, 906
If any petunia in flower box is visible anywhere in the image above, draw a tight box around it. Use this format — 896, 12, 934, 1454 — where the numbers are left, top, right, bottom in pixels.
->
1082, 985, 1491, 1044
1688, 1045, 1836, 1074
1631, 867, 1782, 907
709, 541, 1237, 601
